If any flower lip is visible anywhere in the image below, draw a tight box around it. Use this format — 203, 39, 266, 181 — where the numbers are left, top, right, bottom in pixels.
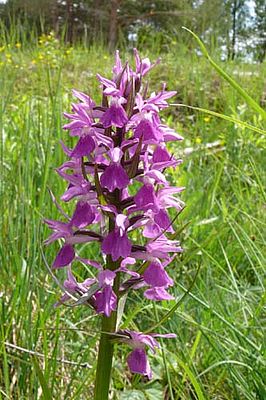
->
52, 244, 75, 269
100, 163, 129, 192
143, 262, 174, 288
101, 100, 128, 128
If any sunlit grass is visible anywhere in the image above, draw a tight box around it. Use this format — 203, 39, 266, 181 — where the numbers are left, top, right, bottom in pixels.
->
0, 31, 265, 399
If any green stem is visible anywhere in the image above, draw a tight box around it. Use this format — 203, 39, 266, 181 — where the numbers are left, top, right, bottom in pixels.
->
94, 203, 121, 400
94, 273, 120, 399
94, 217, 120, 400
94, 309, 118, 400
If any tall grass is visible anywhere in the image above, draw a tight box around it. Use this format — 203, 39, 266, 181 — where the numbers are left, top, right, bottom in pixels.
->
0, 29, 265, 399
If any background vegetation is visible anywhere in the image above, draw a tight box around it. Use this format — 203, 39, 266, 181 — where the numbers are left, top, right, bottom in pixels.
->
0, 2, 265, 399
0, 0, 266, 61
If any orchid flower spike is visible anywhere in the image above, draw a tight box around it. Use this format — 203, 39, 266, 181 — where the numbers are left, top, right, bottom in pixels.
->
45, 48, 185, 381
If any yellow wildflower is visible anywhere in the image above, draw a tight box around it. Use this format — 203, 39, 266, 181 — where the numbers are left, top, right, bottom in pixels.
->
195, 137, 202, 144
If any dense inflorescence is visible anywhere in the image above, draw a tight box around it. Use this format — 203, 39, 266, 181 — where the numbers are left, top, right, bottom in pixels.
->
45, 49, 185, 378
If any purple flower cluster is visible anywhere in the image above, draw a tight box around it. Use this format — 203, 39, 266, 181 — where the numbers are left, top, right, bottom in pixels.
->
45, 49, 184, 378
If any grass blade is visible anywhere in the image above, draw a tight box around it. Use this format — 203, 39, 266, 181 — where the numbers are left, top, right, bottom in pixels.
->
32, 357, 53, 400
171, 104, 266, 135
145, 263, 201, 333
182, 27, 266, 120
173, 354, 207, 400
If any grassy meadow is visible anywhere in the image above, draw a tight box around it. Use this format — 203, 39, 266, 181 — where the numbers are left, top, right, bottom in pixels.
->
0, 31, 265, 399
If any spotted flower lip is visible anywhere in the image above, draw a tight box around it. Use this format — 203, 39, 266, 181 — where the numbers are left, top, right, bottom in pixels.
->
45, 48, 185, 378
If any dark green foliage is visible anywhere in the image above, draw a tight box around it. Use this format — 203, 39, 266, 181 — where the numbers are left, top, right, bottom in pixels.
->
253, 0, 266, 62
0, 0, 265, 59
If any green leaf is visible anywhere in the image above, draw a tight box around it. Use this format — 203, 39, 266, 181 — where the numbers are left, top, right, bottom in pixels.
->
32, 357, 53, 400
120, 390, 146, 400
182, 27, 266, 120
182, 330, 202, 384
173, 354, 207, 400
116, 293, 128, 329
171, 104, 266, 135
146, 388, 165, 399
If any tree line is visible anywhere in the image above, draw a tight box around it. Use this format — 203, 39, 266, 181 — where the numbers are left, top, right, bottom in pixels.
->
0, 0, 265, 61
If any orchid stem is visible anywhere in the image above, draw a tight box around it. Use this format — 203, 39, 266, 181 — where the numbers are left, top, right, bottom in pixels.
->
94, 217, 120, 400
93, 309, 117, 400
94, 273, 120, 399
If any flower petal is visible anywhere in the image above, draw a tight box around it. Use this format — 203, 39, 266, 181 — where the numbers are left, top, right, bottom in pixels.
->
127, 349, 152, 379
101, 103, 128, 128
95, 285, 117, 317
70, 135, 95, 158
143, 262, 173, 287
100, 164, 129, 192
102, 231, 131, 261
144, 287, 174, 301
71, 201, 95, 228
52, 244, 75, 268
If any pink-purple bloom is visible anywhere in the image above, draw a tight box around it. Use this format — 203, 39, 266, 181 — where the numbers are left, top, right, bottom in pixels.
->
101, 101, 128, 128
118, 330, 176, 378
100, 164, 129, 192
45, 48, 185, 379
